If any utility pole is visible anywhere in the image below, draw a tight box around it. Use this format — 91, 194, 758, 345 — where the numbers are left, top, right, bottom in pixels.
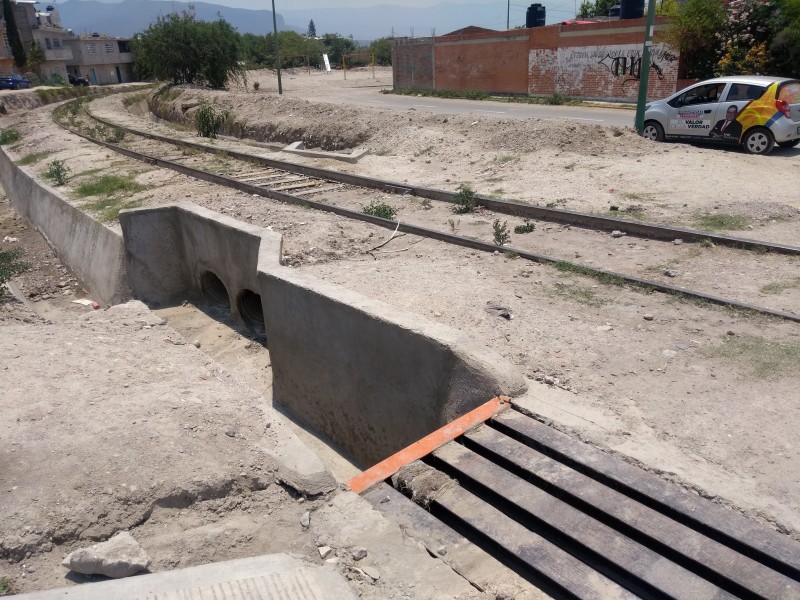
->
507, 0, 510, 29
634, 0, 657, 133
271, 0, 282, 94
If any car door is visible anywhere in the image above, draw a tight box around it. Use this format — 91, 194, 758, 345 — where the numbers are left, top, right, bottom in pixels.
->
666, 82, 728, 137
710, 83, 768, 143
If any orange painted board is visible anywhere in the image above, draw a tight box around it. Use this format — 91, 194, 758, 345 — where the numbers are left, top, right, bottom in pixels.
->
347, 396, 510, 495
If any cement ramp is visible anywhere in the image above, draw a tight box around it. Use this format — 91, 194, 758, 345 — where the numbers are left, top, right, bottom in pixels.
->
11, 553, 358, 600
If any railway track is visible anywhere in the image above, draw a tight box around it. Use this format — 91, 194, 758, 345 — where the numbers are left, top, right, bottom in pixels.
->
53, 97, 800, 323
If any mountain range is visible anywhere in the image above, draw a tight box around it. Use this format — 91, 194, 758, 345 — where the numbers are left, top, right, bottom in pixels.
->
55, 0, 564, 40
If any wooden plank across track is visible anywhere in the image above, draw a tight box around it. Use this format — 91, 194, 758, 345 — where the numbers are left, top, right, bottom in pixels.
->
363, 406, 800, 600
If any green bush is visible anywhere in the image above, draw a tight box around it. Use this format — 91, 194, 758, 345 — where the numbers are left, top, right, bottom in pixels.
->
0, 128, 21, 145
0, 249, 28, 295
362, 201, 397, 219
514, 219, 536, 234
453, 183, 478, 214
195, 103, 228, 138
44, 159, 68, 185
492, 219, 511, 245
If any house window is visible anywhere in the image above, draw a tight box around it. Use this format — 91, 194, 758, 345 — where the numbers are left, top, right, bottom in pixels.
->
117, 40, 131, 53
45, 38, 52, 49
85, 43, 95, 54
53, 38, 61, 48
105, 42, 113, 53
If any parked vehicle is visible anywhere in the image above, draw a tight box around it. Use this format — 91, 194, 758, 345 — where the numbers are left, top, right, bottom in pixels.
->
642, 76, 800, 155
0, 75, 32, 90
68, 74, 89, 87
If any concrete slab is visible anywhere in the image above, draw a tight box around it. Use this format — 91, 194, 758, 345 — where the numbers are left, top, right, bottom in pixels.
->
12, 554, 358, 600
283, 141, 369, 164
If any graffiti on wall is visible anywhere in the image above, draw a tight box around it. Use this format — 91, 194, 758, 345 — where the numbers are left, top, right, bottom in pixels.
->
597, 47, 677, 83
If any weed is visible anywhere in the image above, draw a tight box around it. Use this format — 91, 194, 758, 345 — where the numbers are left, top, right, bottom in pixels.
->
489, 188, 505, 198
253, 81, 260, 91
195, 103, 228, 138
554, 260, 627, 287
447, 219, 460, 234
72, 167, 105, 179
551, 282, 607, 307
44, 160, 68, 185
485, 176, 503, 183
384, 88, 489, 101
105, 127, 125, 143
564, 162, 576, 171
700, 238, 715, 248
495, 154, 519, 164
84, 198, 143, 222
414, 145, 434, 157
122, 92, 149, 108
621, 191, 655, 203
157, 86, 184, 103
504, 251, 520, 260
75, 174, 146, 198
694, 213, 749, 231
453, 183, 478, 214
420, 198, 432, 210
373, 147, 393, 156
362, 201, 397, 219
703, 335, 800, 378
760, 277, 800, 295
0, 576, 11, 595
514, 219, 536, 234
16, 151, 52, 166
544, 92, 570, 105
492, 219, 510, 245
0, 128, 21, 145
0, 249, 29, 295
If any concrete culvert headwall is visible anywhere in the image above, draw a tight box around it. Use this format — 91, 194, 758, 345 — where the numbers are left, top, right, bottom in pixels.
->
120, 203, 526, 465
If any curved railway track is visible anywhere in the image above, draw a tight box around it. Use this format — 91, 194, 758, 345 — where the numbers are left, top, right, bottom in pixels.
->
54, 97, 800, 323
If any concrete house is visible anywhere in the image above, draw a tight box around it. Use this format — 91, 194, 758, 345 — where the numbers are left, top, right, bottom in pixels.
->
64, 33, 134, 85
4, 0, 74, 78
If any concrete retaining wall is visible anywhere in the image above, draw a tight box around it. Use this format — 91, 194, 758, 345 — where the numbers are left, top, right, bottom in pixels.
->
0, 148, 130, 306
120, 203, 527, 465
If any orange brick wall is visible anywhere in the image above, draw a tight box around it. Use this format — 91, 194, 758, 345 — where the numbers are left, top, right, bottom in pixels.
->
391, 18, 681, 101
434, 33, 530, 94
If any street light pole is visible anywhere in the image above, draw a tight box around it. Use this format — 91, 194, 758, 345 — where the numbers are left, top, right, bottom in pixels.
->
507, 0, 510, 29
634, 0, 657, 133
271, 0, 282, 94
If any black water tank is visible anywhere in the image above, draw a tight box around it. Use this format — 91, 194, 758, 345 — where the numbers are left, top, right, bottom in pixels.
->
526, 3, 546, 27
619, 0, 644, 19
608, 4, 621, 17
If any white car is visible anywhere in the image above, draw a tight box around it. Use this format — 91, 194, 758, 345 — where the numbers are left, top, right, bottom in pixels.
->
643, 76, 800, 155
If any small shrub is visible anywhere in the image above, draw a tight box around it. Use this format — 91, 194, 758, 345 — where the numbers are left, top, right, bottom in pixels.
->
514, 219, 536, 234
195, 103, 228, 139
253, 81, 260, 91
492, 219, 510, 245
453, 183, 478, 214
420, 198, 432, 210
75, 174, 146, 198
0, 128, 21, 145
44, 160, 68, 185
448, 218, 460, 234
106, 127, 125, 143
0, 249, 28, 295
362, 201, 397, 219
544, 92, 570, 105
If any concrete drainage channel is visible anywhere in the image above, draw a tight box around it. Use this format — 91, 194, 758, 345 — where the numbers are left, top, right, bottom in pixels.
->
4, 146, 800, 599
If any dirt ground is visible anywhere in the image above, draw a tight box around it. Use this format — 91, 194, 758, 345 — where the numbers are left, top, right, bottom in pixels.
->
1, 68, 800, 596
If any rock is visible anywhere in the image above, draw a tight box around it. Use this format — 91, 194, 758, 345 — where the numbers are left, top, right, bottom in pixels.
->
643, 314, 655, 321
192, 340, 201, 348
673, 239, 683, 245
225, 428, 237, 438
663, 269, 679, 277
662, 349, 678, 358
596, 325, 613, 332
62, 532, 150, 578
543, 375, 556, 385
485, 301, 513, 320
361, 566, 381, 581
676, 343, 690, 350
300, 511, 310, 529
318, 545, 332, 559
351, 547, 368, 561
610, 230, 625, 238
727, 330, 736, 336
436, 545, 447, 556
609, 205, 619, 211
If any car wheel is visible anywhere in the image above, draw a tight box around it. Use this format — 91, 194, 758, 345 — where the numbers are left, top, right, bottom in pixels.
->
642, 121, 665, 142
742, 127, 774, 155
777, 139, 800, 149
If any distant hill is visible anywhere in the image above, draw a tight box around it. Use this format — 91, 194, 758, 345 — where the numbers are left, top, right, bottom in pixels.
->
57, 0, 299, 37
56, 0, 566, 41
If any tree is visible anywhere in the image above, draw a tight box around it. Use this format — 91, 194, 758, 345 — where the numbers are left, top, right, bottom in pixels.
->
307, 19, 316, 38
2, 0, 26, 69
577, 0, 617, 18
27, 40, 45, 76
368, 37, 392, 66
132, 12, 243, 88
770, 0, 800, 77
663, 0, 726, 79
716, 0, 775, 75
322, 33, 356, 66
